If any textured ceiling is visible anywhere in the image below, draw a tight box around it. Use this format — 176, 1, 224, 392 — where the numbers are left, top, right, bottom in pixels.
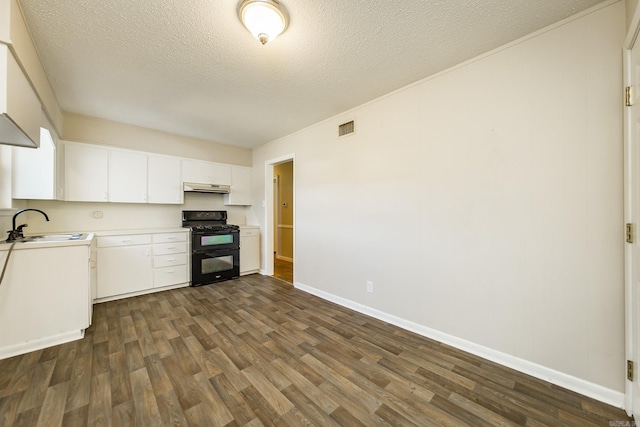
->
19, 0, 608, 149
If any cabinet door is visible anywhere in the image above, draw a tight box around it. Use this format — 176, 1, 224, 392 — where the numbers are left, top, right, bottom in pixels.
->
224, 166, 251, 206
109, 150, 147, 203
181, 159, 210, 183
148, 155, 182, 204
240, 232, 260, 274
65, 143, 109, 202
96, 245, 153, 298
12, 128, 56, 199
209, 163, 232, 185
182, 159, 231, 185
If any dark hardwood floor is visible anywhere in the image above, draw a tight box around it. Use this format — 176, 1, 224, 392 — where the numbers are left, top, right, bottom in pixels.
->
274, 258, 293, 284
0, 274, 631, 426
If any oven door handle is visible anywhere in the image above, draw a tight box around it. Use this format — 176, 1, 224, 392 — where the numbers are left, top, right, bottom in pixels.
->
204, 252, 228, 258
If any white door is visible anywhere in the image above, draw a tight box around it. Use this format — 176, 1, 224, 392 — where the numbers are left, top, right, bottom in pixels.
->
627, 37, 640, 418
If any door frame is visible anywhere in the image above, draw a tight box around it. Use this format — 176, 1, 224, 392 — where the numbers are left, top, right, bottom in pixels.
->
264, 153, 295, 278
624, 4, 640, 416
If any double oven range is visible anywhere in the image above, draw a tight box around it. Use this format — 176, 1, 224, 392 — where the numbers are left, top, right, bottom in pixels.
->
182, 210, 240, 286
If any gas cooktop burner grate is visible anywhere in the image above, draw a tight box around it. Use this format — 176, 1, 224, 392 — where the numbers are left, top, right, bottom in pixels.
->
191, 224, 240, 232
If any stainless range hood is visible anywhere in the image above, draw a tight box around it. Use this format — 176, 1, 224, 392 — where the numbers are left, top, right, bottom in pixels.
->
0, 113, 38, 148
183, 182, 231, 194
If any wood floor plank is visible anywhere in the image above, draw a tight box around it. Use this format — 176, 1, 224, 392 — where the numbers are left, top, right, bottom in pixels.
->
271, 357, 340, 414
155, 389, 190, 427
280, 383, 341, 426
2, 351, 41, 397
242, 365, 294, 416
35, 381, 69, 427
61, 404, 89, 427
16, 359, 55, 413
191, 371, 235, 426
0, 275, 631, 427
0, 391, 23, 426
129, 367, 163, 426
108, 350, 132, 408
87, 373, 111, 427
210, 373, 258, 426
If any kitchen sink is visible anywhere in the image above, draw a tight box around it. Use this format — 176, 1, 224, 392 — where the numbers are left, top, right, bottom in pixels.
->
22, 233, 87, 242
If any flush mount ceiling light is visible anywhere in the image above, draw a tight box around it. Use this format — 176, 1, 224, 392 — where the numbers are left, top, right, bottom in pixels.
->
238, 0, 289, 45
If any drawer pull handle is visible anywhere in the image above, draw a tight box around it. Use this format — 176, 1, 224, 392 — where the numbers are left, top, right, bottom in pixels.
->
122, 239, 133, 243
166, 270, 175, 273
166, 246, 176, 250
167, 237, 177, 240
166, 258, 176, 262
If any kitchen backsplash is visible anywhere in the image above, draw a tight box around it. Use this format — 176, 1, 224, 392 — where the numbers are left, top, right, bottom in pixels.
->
18, 192, 248, 234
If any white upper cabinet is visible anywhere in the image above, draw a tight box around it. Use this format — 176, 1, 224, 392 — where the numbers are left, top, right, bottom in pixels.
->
108, 149, 147, 203
62, 141, 246, 205
12, 127, 57, 199
181, 159, 231, 185
224, 166, 252, 206
148, 155, 182, 204
64, 142, 108, 202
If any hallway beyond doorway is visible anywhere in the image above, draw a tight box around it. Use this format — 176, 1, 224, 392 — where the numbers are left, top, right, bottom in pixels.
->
274, 256, 293, 283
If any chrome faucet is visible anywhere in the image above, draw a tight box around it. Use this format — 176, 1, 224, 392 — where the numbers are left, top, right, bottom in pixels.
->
6, 209, 50, 242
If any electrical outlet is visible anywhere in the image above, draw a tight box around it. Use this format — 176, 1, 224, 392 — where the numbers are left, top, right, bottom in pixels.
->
366, 281, 373, 293
92, 211, 103, 219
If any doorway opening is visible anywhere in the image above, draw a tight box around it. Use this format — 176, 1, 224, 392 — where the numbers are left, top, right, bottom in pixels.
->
273, 160, 294, 282
264, 154, 295, 284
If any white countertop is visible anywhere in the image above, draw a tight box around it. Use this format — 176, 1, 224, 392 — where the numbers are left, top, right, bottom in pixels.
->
0, 233, 95, 251
94, 227, 190, 236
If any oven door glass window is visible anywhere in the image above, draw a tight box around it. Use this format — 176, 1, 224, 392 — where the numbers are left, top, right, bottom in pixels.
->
202, 255, 234, 274
193, 231, 239, 252
201, 234, 234, 246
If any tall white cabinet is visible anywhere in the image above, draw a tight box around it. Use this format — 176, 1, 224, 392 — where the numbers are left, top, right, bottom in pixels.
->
240, 226, 260, 275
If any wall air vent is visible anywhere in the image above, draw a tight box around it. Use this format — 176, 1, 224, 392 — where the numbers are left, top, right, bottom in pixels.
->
338, 120, 355, 137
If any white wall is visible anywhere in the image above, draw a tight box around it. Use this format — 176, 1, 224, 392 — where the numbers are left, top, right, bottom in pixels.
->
250, 2, 625, 401
1, 0, 63, 134
63, 112, 251, 166
627, 0, 639, 30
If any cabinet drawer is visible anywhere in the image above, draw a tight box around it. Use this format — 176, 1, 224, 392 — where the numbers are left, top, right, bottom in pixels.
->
153, 253, 187, 268
153, 265, 188, 288
240, 228, 259, 237
153, 242, 187, 255
152, 232, 188, 244
98, 234, 152, 247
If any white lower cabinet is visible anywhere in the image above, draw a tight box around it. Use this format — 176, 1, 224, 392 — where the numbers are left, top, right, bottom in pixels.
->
96, 230, 189, 300
0, 241, 94, 359
240, 226, 260, 275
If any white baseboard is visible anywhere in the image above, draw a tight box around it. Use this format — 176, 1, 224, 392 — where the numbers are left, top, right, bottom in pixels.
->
0, 330, 84, 360
94, 282, 189, 304
294, 281, 625, 409
276, 255, 293, 262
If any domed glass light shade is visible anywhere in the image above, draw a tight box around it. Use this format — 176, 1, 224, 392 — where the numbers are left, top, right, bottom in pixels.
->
238, 0, 289, 45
